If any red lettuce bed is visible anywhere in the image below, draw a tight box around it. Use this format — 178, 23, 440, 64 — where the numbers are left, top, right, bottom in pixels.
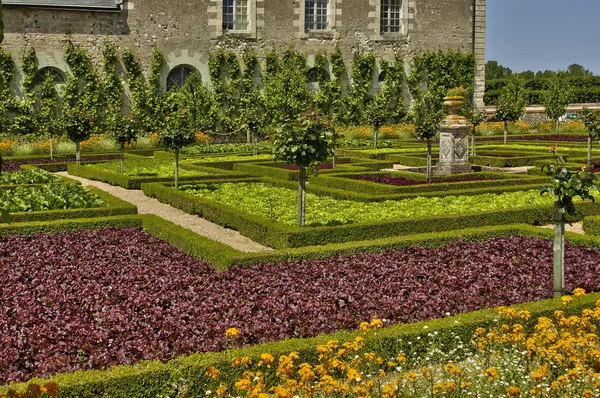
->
353, 175, 498, 186
1, 228, 599, 383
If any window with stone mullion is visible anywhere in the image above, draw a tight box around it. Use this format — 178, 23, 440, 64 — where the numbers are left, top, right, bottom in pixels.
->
223, 0, 249, 32
305, 0, 329, 31
380, 0, 402, 34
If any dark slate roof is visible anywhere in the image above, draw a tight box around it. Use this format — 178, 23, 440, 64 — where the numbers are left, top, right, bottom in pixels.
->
3, 0, 121, 11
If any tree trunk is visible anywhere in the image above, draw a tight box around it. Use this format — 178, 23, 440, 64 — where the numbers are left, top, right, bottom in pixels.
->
253, 135, 258, 156
588, 133, 593, 167
555, 119, 560, 136
0, 154, 2, 176
503, 121, 508, 145
120, 144, 125, 175
332, 126, 337, 169
247, 127, 252, 144
373, 126, 379, 150
553, 201, 566, 298
471, 128, 476, 156
426, 139, 432, 182
49, 136, 54, 160
297, 167, 306, 227
75, 141, 81, 165
175, 148, 180, 190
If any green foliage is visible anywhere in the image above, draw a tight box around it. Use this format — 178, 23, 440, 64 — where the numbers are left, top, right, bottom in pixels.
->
413, 94, 444, 141
343, 52, 375, 125
485, 60, 512, 80
160, 104, 196, 152
581, 108, 600, 140
209, 49, 243, 135
262, 49, 311, 122
0, 169, 62, 185
179, 72, 217, 134
273, 113, 335, 174
11, 48, 38, 138
495, 75, 528, 123
181, 142, 271, 155
183, 182, 558, 227
0, 184, 104, 212
37, 72, 62, 141
541, 157, 600, 216
91, 159, 209, 177
62, 40, 101, 141
107, 112, 140, 147
543, 75, 572, 122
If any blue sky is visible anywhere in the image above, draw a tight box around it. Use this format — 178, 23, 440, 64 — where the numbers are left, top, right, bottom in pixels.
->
486, 0, 600, 75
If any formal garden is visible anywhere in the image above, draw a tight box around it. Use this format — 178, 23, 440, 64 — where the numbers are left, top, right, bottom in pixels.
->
3, 37, 600, 398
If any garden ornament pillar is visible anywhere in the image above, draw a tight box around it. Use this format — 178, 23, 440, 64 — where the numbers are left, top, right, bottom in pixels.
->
437, 95, 471, 175
553, 202, 566, 298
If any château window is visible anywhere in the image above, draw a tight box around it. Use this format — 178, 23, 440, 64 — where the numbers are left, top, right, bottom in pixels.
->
305, 0, 329, 31
33, 67, 66, 85
223, 0, 250, 32
167, 65, 197, 91
380, 0, 402, 34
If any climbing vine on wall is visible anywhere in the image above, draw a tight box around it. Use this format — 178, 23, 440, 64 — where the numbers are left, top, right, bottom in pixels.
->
11, 48, 37, 137
209, 49, 243, 136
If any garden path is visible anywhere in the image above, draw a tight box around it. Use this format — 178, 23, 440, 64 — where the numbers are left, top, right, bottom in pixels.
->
56, 172, 273, 253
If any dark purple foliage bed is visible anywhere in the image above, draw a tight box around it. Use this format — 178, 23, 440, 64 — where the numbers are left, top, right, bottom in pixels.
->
280, 162, 345, 170
2, 228, 600, 382
354, 175, 497, 186
1, 156, 120, 172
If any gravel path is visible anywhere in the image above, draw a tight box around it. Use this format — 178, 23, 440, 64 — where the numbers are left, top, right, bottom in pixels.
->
57, 172, 272, 253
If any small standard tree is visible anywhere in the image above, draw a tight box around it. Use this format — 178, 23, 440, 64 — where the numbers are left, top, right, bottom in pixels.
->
63, 105, 94, 165
541, 157, 600, 297
414, 94, 445, 182
495, 75, 528, 144
463, 106, 486, 156
160, 105, 196, 189
108, 113, 140, 175
544, 75, 572, 135
581, 108, 600, 166
273, 113, 335, 227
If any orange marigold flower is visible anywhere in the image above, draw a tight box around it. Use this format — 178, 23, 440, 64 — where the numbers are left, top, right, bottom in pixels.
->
225, 327, 240, 338
507, 386, 521, 397
205, 366, 220, 379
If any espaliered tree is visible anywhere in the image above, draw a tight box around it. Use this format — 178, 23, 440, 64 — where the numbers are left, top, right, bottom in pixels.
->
544, 75, 572, 135
495, 75, 527, 144
414, 94, 445, 182
541, 157, 600, 297
581, 108, 600, 166
108, 113, 139, 175
273, 112, 335, 227
160, 103, 196, 189
0, 0, 7, 223
37, 72, 61, 160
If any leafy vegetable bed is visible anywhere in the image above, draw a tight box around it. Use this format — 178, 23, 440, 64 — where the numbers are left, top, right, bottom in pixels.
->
182, 182, 555, 226
182, 143, 272, 155
1, 230, 599, 383
0, 170, 62, 185
0, 184, 103, 212
1, 156, 121, 172
479, 135, 588, 143
88, 159, 210, 177
353, 175, 500, 186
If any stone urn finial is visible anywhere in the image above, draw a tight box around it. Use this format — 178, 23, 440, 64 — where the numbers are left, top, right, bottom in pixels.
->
442, 88, 469, 129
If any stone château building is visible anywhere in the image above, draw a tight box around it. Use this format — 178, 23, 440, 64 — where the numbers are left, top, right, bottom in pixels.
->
1, 0, 486, 106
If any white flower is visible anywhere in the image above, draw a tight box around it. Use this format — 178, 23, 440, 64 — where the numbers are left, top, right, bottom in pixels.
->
423, 325, 429, 329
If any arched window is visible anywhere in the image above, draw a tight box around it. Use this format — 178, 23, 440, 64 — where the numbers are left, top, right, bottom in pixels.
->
33, 67, 66, 85
166, 65, 198, 91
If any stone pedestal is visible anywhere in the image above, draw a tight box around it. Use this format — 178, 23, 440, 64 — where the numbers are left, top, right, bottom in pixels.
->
436, 95, 471, 175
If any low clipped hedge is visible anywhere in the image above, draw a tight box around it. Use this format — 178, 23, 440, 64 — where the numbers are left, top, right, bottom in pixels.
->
311, 171, 548, 196
67, 163, 248, 189
2, 186, 137, 224
141, 179, 600, 248
3, 288, 598, 397
0, 215, 144, 236
470, 154, 551, 168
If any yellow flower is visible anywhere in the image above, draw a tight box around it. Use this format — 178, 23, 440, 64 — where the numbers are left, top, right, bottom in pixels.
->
530, 364, 549, 382
225, 327, 240, 338
258, 353, 275, 368
396, 352, 407, 362
359, 321, 371, 331
476, 327, 487, 336
204, 366, 220, 379
484, 367, 500, 381
406, 371, 419, 383
507, 386, 521, 397
562, 296, 573, 305
574, 287, 586, 298
370, 318, 383, 328
215, 385, 228, 395
583, 390, 594, 398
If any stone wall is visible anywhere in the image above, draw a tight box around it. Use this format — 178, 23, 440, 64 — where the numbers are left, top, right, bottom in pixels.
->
2, 0, 485, 100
